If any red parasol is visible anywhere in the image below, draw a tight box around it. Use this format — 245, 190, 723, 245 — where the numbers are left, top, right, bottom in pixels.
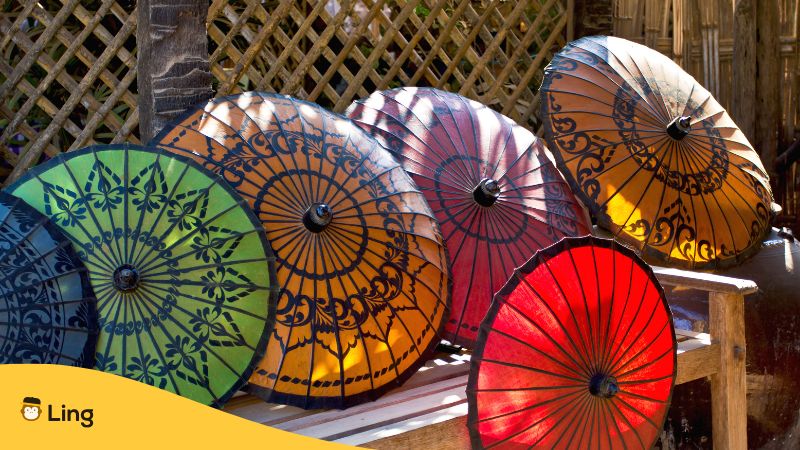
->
347, 87, 591, 347
467, 236, 676, 449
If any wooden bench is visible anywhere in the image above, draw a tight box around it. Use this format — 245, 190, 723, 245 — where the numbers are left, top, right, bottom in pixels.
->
224, 267, 756, 450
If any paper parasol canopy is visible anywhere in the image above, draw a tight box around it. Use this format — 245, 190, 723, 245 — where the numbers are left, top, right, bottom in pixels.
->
347, 87, 591, 347
152, 92, 449, 409
0, 191, 96, 366
540, 36, 774, 270
8, 144, 277, 407
468, 236, 676, 449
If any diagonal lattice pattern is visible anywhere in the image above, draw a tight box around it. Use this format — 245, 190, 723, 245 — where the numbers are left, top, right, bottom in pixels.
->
207, 0, 568, 130
0, 0, 139, 174
1, 1, 569, 179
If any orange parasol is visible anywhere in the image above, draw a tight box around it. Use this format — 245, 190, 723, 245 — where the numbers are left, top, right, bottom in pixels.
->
152, 92, 449, 409
539, 36, 774, 269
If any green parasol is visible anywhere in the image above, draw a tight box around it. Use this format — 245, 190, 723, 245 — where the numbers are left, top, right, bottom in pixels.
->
8, 144, 277, 407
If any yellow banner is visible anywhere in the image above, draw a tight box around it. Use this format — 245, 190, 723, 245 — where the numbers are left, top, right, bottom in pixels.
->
0, 364, 355, 449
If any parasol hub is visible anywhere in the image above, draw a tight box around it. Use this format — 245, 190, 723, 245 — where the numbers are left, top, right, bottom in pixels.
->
589, 373, 619, 398
113, 265, 140, 292
667, 116, 692, 140
304, 203, 333, 233
473, 178, 501, 207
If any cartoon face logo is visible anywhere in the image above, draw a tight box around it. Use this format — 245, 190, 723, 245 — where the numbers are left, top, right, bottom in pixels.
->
21, 397, 41, 421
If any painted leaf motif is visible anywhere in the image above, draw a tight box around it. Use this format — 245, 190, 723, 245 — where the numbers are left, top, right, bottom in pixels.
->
189, 308, 247, 348
130, 161, 169, 213
84, 159, 125, 211
7, 145, 275, 407
43, 182, 86, 228
189, 225, 243, 264
168, 188, 210, 232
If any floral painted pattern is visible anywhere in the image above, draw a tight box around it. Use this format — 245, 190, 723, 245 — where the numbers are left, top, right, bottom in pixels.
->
539, 36, 773, 269
0, 191, 97, 366
154, 93, 449, 409
8, 145, 276, 407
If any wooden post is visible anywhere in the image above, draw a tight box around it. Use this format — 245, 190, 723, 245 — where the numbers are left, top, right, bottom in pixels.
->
136, 0, 212, 142
567, 0, 575, 41
709, 291, 747, 450
732, 0, 757, 142
673, 0, 685, 67
756, 0, 780, 179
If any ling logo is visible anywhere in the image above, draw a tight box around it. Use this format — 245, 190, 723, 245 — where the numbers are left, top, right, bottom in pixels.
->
20, 396, 94, 428
21, 397, 41, 421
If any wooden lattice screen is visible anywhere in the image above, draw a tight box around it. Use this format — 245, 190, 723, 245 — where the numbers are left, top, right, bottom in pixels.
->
0, 0, 139, 180
207, 0, 568, 125
0, 0, 570, 181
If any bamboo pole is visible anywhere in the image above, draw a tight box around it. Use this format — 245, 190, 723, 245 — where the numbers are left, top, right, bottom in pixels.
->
614, 0, 638, 37
732, 0, 757, 143
787, 0, 800, 144
645, 0, 665, 48
567, 0, 575, 41
757, 0, 782, 177
699, 0, 720, 97
673, 0, 685, 65
634, 0, 647, 37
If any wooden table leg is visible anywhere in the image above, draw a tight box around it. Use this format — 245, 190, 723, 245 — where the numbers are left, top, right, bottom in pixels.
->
709, 291, 747, 450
